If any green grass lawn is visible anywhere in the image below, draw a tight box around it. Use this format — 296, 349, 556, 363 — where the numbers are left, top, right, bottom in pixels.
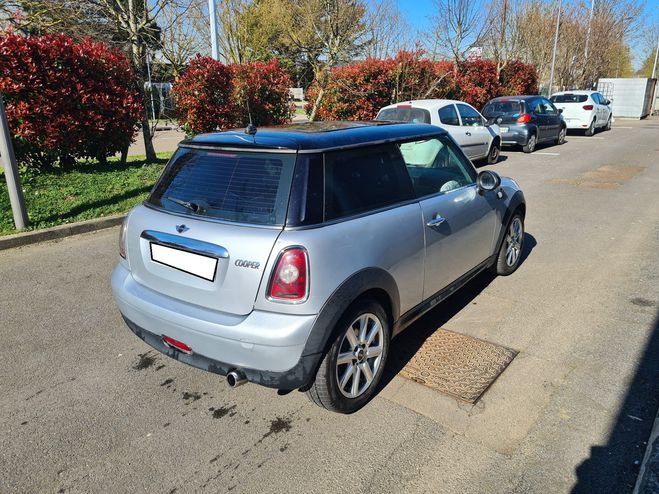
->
0, 152, 172, 235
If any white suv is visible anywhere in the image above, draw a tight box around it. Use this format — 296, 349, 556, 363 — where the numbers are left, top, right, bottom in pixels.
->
550, 90, 612, 136
376, 99, 501, 164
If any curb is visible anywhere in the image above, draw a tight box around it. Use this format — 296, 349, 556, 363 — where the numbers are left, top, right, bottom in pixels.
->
0, 214, 125, 251
634, 410, 659, 494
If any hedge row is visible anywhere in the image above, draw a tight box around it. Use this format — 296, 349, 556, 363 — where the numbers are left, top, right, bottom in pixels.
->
306, 51, 539, 120
0, 31, 142, 168
172, 56, 294, 135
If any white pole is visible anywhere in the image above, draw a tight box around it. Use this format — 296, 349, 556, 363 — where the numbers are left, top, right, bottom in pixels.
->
208, 0, 219, 61
584, 0, 595, 60
0, 94, 28, 229
652, 35, 659, 80
548, 0, 562, 96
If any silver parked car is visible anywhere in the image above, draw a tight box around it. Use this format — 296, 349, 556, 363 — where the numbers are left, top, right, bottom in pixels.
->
376, 99, 502, 164
112, 121, 526, 413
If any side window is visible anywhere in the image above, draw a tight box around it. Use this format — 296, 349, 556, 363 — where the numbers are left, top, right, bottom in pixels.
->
324, 144, 414, 221
592, 93, 603, 104
398, 135, 477, 198
543, 98, 557, 115
456, 104, 483, 126
532, 99, 546, 114
438, 105, 460, 126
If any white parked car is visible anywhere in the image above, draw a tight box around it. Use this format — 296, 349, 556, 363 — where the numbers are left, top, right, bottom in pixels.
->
376, 99, 502, 164
549, 90, 612, 136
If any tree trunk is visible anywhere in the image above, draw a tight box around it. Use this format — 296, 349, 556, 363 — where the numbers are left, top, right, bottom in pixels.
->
120, 145, 129, 166
308, 87, 324, 122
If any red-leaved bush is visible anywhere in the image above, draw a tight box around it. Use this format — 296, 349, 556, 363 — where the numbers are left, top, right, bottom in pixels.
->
232, 59, 294, 126
172, 56, 293, 135
307, 52, 538, 120
499, 60, 539, 96
0, 31, 142, 168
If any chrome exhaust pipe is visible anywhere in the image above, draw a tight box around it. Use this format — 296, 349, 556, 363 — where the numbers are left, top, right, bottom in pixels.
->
226, 370, 247, 388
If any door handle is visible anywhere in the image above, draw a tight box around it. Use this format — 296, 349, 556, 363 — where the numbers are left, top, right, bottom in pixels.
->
426, 215, 446, 230
465, 131, 471, 136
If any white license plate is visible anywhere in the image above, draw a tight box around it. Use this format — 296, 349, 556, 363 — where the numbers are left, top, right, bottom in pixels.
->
150, 243, 218, 281
500, 127, 509, 133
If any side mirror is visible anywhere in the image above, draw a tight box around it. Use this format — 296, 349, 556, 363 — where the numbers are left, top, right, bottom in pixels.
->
558, 108, 563, 114
477, 170, 501, 193
604, 99, 611, 105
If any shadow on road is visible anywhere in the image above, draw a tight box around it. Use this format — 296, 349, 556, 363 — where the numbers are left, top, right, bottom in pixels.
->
377, 231, 537, 393
572, 310, 659, 494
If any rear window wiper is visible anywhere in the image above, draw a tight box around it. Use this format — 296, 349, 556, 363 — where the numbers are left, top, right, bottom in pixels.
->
165, 196, 203, 214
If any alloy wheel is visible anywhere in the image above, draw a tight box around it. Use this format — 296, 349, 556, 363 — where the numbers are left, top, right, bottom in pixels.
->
505, 217, 523, 267
527, 135, 536, 152
335, 313, 384, 398
558, 128, 566, 144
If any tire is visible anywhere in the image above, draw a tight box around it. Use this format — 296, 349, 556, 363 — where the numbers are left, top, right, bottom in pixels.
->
585, 118, 596, 136
605, 116, 612, 131
306, 298, 390, 413
555, 126, 566, 145
487, 141, 501, 164
490, 213, 525, 276
522, 133, 537, 153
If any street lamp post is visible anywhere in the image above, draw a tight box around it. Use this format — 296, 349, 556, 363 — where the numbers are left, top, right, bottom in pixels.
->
208, 0, 219, 61
548, 0, 563, 96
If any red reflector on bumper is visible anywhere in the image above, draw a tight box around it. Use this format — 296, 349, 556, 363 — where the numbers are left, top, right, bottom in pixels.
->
162, 335, 193, 354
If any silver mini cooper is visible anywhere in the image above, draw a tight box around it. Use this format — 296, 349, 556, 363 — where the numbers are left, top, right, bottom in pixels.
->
112, 121, 526, 413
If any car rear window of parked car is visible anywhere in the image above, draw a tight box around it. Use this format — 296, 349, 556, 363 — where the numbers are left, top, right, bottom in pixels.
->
550, 94, 588, 103
482, 100, 524, 117
376, 107, 431, 124
398, 136, 476, 198
438, 105, 460, 125
148, 148, 296, 226
324, 144, 414, 220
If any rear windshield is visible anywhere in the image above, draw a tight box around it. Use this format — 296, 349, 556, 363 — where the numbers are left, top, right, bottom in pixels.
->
482, 100, 524, 117
147, 148, 296, 226
376, 107, 431, 124
550, 94, 588, 103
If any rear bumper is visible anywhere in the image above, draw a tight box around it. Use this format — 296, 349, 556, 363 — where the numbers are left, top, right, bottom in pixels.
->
112, 263, 322, 389
499, 125, 531, 146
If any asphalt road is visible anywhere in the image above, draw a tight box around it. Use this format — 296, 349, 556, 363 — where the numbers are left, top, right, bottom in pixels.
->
2, 119, 659, 494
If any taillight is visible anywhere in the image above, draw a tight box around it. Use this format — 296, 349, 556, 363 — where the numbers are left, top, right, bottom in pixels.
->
583, 105, 594, 110
119, 218, 128, 259
162, 335, 192, 354
516, 113, 532, 124
268, 248, 308, 301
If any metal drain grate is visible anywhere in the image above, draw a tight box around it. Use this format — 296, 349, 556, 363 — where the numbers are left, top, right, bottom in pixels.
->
391, 328, 517, 403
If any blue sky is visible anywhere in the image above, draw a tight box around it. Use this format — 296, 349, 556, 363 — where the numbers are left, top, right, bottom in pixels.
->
386, 0, 659, 69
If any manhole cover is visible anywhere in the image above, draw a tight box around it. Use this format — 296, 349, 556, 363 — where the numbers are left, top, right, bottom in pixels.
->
391, 328, 517, 403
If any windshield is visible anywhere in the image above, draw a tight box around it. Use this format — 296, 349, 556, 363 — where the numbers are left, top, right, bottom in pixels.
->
147, 148, 296, 226
482, 100, 524, 117
550, 94, 588, 103
376, 107, 431, 124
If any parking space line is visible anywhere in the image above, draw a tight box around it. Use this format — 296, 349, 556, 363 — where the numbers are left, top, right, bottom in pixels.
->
612, 126, 633, 129
568, 136, 605, 140
533, 152, 560, 156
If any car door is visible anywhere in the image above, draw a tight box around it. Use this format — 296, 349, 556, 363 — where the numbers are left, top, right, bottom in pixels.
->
542, 98, 562, 140
437, 104, 466, 149
530, 99, 548, 141
397, 135, 499, 299
456, 103, 489, 158
593, 93, 609, 125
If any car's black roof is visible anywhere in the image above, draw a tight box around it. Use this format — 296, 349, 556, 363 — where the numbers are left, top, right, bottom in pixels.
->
487, 95, 540, 102
180, 121, 447, 153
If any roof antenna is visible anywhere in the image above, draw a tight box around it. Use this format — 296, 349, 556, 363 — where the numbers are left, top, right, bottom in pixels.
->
245, 95, 257, 136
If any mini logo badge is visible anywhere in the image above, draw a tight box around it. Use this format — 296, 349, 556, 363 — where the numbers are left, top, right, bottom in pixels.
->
175, 224, 189, 234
